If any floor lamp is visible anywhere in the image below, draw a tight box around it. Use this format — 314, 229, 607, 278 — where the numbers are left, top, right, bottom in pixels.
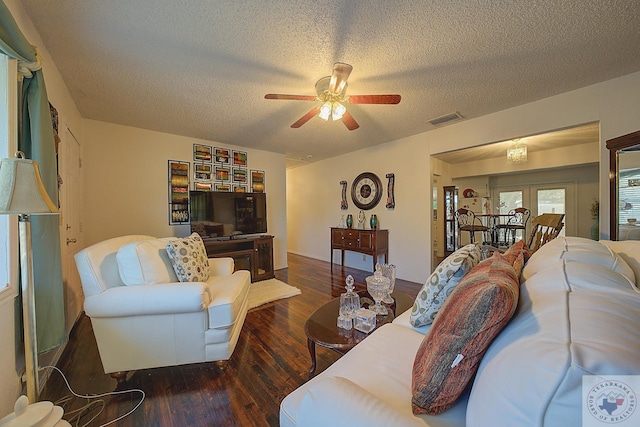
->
0, 152, 59, 403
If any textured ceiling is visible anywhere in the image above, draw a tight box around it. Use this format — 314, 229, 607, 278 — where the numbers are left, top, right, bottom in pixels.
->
20, 1, 640, 168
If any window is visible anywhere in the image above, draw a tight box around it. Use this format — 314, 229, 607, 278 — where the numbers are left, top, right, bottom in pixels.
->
498, 190, 523, 214
0, 54, 18, 304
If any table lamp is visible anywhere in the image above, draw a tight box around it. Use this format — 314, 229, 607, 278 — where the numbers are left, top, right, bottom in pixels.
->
0, 151, 59, 403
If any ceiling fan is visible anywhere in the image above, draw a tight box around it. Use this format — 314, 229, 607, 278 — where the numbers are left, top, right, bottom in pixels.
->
265, 63, 401, 131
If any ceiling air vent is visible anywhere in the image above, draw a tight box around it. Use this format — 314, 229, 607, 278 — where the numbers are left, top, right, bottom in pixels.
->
428, 111, 463, 126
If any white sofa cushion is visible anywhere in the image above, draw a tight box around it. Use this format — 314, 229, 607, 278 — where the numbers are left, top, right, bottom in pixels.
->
206, 270, 251, 329
280, 323, 467, 427
466, 250, 640, 426
75, 234, 156, 296
116, 237, 178, 285
297, 377, 426, 427
522, 237, 635, 286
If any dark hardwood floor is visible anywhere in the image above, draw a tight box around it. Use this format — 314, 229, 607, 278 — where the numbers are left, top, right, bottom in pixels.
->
40, 253, 422, 426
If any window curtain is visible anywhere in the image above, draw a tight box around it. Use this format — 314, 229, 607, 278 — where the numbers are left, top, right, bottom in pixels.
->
0, 1, 65, 352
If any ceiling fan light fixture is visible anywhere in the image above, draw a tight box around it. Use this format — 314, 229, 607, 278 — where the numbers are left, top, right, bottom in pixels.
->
332, 102, 346, 120
319, 101, 332, 120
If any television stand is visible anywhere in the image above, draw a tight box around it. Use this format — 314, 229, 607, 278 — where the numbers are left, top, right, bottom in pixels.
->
203, 235, 274, 282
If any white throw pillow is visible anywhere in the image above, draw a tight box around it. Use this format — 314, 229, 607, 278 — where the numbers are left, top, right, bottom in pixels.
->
116, 237, 178, 285
165, 233, 210, 282
409, 243, 482, 327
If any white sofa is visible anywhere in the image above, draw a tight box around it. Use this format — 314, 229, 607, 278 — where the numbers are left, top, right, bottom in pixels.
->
74, 235, 251, 377
280, 237, 640, 426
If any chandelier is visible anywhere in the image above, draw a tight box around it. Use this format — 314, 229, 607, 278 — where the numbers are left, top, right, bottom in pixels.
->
506, 139, 527, 164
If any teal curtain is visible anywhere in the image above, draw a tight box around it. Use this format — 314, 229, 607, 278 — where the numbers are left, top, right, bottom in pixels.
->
0, 1, 65, 352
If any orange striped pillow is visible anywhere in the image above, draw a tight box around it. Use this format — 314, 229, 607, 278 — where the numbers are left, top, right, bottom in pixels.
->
411, 252, 519, 415
502, 240, 531, 278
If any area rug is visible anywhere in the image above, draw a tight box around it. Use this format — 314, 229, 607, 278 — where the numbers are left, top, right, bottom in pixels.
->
247, 278, 301, 310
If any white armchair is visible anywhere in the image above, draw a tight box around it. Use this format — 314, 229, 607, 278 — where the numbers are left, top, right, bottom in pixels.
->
74, 235, 251, 381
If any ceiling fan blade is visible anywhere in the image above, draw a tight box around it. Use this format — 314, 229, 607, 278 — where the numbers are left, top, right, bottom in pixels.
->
291, 107, 321, 128
341, 111, 360, 131
329, 63, 353, 94
265, 94, 317, 101
348, 94, 401, 104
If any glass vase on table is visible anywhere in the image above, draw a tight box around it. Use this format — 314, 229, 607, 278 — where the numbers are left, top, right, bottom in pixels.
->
365, 269, 390, 315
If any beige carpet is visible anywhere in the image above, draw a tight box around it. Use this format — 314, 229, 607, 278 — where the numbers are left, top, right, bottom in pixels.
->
247, 278, 301, 310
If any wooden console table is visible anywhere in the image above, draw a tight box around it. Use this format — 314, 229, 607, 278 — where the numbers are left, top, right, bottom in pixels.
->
330, 228, 389, 272
203, 235, 274, 282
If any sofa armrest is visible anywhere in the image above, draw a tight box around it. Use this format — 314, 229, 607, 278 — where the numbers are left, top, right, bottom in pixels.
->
84, 282, 210, 318
295, 376, 424, 427
208, 257, 235, 276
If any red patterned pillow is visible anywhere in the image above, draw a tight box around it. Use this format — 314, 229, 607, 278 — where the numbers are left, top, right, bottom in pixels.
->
411, 252, 519, 415
502, 240, 531, 278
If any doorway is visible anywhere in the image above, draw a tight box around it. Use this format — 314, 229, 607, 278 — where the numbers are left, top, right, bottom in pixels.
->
494, 182, 575, 237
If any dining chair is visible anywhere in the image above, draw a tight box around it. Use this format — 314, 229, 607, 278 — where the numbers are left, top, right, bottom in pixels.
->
527, 213, 565, 253
455, 208, 489, 245
498, 208, 531, 245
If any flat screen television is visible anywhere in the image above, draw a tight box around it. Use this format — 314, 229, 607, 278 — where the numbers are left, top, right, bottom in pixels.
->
189, 191, 267, 239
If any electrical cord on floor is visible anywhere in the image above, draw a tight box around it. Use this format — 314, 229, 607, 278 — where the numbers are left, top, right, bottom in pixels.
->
54, 395, 105, 427
40, 366, 145, 427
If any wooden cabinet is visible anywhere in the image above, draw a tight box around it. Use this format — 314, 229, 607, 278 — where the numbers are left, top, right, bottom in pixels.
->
330, 228, 389, 272
443, 186, 458, 256
203, 235, 274, 282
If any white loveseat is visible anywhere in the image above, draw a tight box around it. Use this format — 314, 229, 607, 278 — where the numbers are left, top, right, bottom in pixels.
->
74, 235, 251, 377
280, 237, 640, 426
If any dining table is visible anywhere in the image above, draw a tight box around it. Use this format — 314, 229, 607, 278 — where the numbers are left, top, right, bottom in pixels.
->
478, 213, 513, 246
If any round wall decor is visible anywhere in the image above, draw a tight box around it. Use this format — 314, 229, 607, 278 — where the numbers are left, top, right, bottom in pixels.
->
351, 172, 382, 210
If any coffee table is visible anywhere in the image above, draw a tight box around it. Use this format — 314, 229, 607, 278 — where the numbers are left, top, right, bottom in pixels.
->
304, 290, 413, 377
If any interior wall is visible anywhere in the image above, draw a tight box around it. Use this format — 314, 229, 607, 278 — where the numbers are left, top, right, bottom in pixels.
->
287, 136, 430, 284
287, 71, 640, 284
1, 0, 85, 416
81, 120, 288, 270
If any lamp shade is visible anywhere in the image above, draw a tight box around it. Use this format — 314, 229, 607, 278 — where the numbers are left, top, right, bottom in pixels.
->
0, 152, 58, 215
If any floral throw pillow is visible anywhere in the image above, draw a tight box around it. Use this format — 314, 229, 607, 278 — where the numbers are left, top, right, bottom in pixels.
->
165, 233, 210, 282
409, 243, 482, 327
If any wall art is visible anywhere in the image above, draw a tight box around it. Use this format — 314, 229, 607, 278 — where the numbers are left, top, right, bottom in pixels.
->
340, 180, 348, 210
194, 182, 212, 191
194, 163, 212, 181
386, 173, 395, 209
215, 166, 231, 181
168, 160, 190, 225
215, 183, 231, 192
251, 169, 265, 193
215, 147, 230, 164
233, 167, 247, 183
193, 144, 212, 162
233, 184, 248, 193
233, 150, 248, 167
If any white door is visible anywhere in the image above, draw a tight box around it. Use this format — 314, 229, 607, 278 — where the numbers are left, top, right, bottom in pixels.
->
532, 184, 575, 236
59, 126, 83, 331
494, 183, 575, 238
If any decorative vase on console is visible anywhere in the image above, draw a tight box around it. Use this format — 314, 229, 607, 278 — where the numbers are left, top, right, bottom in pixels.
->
346, 214, 353, 228
370, 214, 378, 229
